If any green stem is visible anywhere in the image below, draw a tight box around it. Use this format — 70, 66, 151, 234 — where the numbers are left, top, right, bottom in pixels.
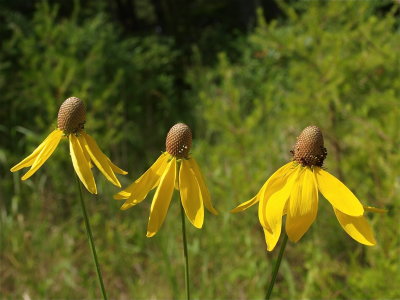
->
180, 201, 191, 300
265, 234, 288, 300
75, 174, 108, 300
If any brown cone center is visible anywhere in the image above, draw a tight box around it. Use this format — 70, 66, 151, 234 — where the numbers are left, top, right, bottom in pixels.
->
57, 97, 86, 134
292, 125, 327, 167
166, 123, 192, 158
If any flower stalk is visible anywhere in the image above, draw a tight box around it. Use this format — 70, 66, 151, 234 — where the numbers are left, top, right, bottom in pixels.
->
265, 234, 288, 300
180, 200, 191, 300
75, 174, 108, 300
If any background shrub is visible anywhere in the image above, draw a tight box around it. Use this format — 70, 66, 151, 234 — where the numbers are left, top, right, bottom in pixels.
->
1, 1, 399, 299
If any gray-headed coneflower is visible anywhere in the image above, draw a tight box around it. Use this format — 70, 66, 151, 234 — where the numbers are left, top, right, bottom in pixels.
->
10, 96, 128, 299
115, 122, 218, 237
232, 125, 386, 251
11, 96, 127, 194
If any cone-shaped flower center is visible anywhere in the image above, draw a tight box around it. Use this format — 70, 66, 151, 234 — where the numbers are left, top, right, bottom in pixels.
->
292, 125, 327, 167
57, 97, 86, 134
166, 123, 192, 158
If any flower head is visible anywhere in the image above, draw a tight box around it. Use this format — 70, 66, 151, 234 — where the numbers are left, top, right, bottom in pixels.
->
57, 96, 86, 134
232, 125, 386, 251
115, 123, 218, 237
291, 126, 327, 167
10, 97, 127, 194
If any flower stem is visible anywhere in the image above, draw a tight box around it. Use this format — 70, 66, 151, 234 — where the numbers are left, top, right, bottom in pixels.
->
265, 234, 288, 300
180, 201, 191, 300
75, 174, 108, 300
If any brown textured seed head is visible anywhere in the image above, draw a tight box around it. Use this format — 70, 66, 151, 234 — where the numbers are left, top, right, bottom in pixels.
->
166, 123, 192, 158
57, 97, 86, 134
291, 125, 327, 167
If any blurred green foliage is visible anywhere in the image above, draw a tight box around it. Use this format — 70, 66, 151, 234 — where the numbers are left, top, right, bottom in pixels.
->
1, 0, 399, 299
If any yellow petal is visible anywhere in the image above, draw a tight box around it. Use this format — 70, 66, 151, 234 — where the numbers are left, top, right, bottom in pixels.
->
79, 135, 92, 167
11, 129, 62, 172
286, 167, 318, 242
188, 158, 218, 215
116, 191, 131, 200
263, 227, 280, 252
315, 168, 364, 217
333, 208, 376, 246
179, 159, 204, 228
174, 170, 180, 190
258, 163, 295, 200
107, 158, 128, 175
146, 158, 176, 237
258, 163, 297, 229
20, 130, 63, 180
363, 205, 388, 214
70, 134, 97, 194
231, 196, 258, 213
262, 166, 299, 251
81, 133, 121, 187
231, 163, 293, 214
115, 153, 168, 205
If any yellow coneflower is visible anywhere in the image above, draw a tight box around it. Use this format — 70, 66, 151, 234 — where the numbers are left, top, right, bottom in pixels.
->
10, 96, 127, 194
115, 123, 218, 237
232, 125, 385, 251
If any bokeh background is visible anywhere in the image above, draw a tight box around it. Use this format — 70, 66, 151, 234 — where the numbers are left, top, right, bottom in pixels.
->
1, 0, 399, 299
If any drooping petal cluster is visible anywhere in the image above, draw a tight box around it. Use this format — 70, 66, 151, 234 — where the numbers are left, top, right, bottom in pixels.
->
69, 131, 127, 193
232, 126, 384, 251
10, 129, 64, 180
10, 97, 127, 194
115, 123, 218, 237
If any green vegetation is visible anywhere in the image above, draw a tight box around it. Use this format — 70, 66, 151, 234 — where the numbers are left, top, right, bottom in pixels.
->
1, 1, 399, 299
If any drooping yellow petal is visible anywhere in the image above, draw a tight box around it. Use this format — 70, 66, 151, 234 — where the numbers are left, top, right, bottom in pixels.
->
11, 129, 62, 172
188, 158, 218, 215
174, 170, 180, 190
286, 167, 318, 242
363, 206, 388, 214
80, 133, 121, 187
115, 153, 168, 205
107, 158, 128, 175
20, 130, 63, 180
263, 227, 281, 252
179, 159, 204, 228
119, 156, 168, 210
70, 134, 97, 194
262, 166, 300, 251
333, 208, 376, 246
258, 163, 297, 230
116, 191, 131, 200
231, 163, 294, 214
315, 168, 364, 217
79, 136, 93, 168
231, 196, 258, 213
120, 202, 135, 211
146, 158, 176, 237
257, 163, 295, 202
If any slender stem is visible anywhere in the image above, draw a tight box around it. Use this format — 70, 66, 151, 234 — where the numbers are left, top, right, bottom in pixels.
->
75, 174, 108, 300
265, 234, 288, 300
180, 201, 191, 300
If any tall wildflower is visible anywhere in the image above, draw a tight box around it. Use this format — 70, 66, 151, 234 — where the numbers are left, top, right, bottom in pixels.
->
232, 125, 386, 299
115, 123, 217, 300
10, 96, 126, 299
